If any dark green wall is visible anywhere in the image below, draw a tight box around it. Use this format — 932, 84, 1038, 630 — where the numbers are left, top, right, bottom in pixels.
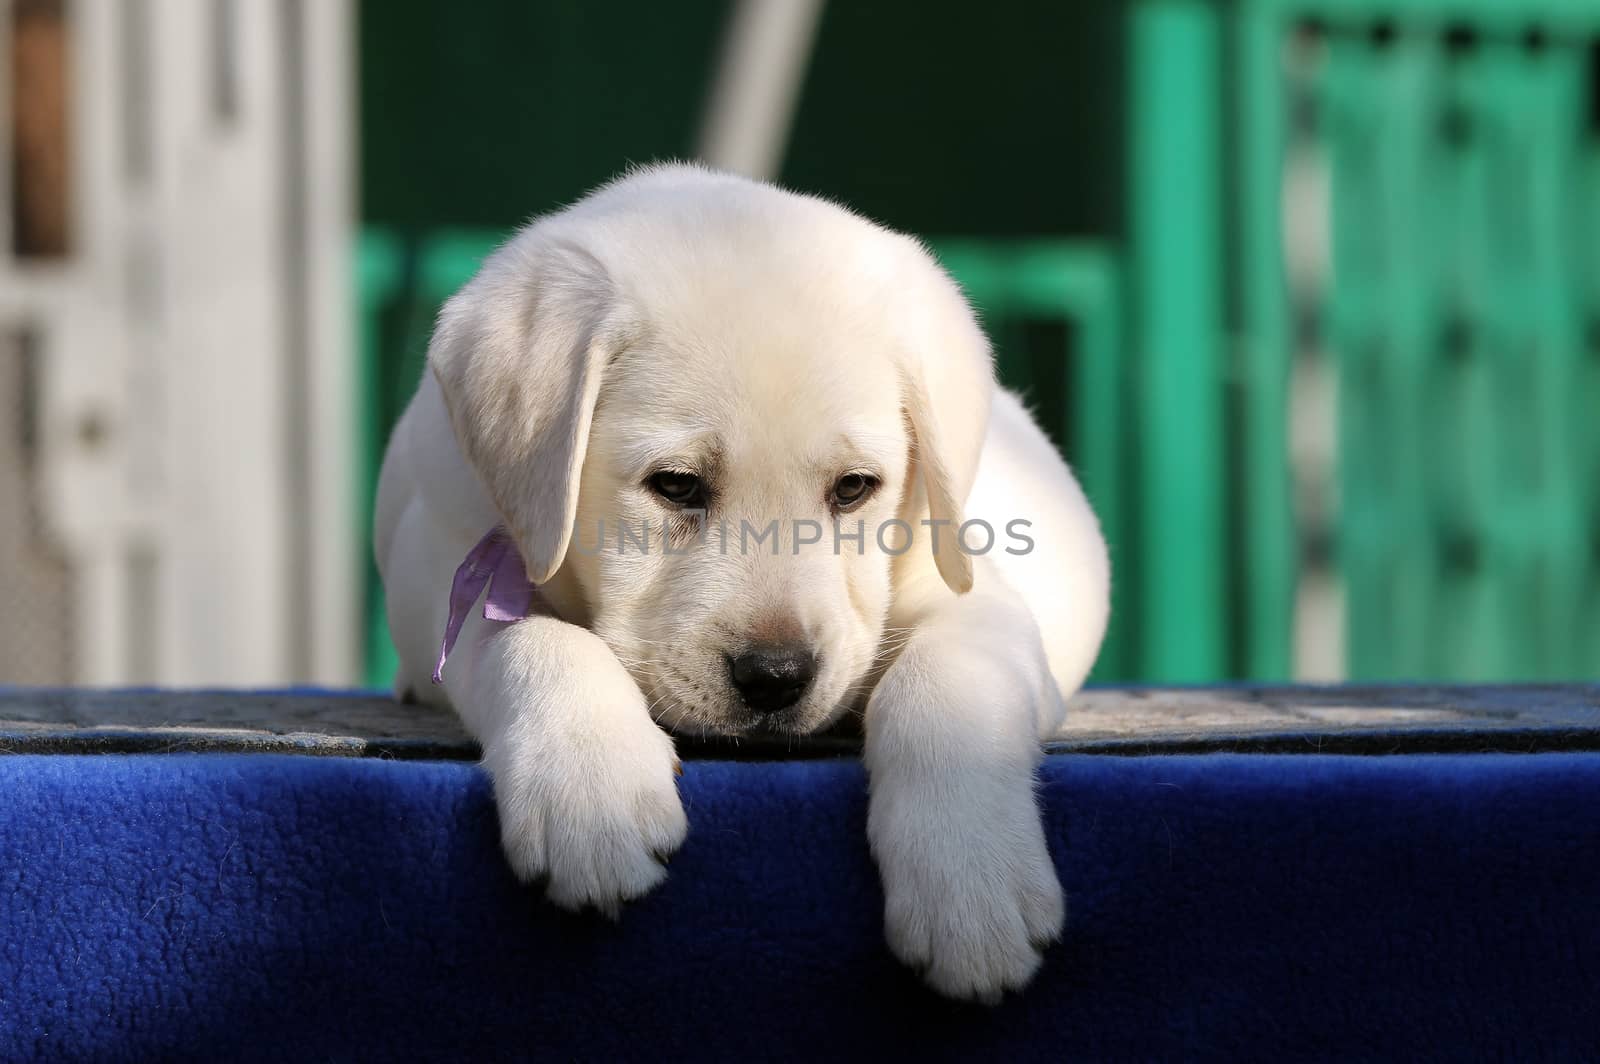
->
360, 1, 734, 230
359, 0, 1124, 240
782, 0, 1123, 237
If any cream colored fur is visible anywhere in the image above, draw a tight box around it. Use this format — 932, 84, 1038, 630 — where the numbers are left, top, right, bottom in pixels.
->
375, 164, 1109, 1002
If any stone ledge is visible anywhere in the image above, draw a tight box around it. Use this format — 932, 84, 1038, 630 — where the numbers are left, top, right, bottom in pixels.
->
1, 684, 1597, 759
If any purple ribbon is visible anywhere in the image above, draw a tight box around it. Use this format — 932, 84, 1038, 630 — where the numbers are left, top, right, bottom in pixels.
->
432, 527, 542, 684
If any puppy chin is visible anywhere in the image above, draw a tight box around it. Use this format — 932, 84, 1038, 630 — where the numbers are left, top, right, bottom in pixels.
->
656, 697, 843, 740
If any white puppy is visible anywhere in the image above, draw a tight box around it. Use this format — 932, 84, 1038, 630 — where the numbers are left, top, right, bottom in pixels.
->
375, 163, 1109, 1002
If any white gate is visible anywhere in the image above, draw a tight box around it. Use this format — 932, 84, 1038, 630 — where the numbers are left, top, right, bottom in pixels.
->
0, 0, 356, 686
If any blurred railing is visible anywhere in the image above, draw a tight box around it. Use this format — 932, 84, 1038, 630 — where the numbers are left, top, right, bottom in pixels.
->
1239, 0, 1600, 682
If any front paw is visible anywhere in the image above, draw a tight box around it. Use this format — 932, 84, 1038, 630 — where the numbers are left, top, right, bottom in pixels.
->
490, 713, 688, 918
869, 764, 1064, 1003
864, 605, 1068, 1003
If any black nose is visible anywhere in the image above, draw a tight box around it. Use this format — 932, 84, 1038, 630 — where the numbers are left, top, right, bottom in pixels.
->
728, 645, 817, 713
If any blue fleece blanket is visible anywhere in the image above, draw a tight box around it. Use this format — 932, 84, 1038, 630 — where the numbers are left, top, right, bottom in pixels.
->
1, 752, 1596, 1061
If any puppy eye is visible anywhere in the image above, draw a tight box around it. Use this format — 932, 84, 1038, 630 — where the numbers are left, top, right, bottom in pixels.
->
648, 471, 705, 507
831, 473, 878, 512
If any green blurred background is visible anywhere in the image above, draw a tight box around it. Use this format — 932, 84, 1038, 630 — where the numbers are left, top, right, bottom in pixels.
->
355, 0, 1600, 689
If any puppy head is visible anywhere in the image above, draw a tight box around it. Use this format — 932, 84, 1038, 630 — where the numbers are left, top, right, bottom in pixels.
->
430, 164, 993, 735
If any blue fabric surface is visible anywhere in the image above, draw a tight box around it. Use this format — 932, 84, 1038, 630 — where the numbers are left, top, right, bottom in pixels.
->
1, 752, 1596, 1062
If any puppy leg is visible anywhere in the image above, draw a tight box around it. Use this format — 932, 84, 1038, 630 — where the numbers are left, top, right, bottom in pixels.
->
865, 577, 1066, 1003
455, 614, 688, 917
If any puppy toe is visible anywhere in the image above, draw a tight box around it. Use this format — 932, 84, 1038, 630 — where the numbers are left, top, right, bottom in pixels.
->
637, 792, 690, 858
498, 818, 549, 884
1019, 870, 1066, 947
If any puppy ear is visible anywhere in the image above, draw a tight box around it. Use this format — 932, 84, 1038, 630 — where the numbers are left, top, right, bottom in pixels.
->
428, 237, 626, 584
903, 370, 975, 594
886, 237, 996, 596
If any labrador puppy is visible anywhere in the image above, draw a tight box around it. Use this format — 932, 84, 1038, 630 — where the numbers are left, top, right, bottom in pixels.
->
374, 163, 1109, 1002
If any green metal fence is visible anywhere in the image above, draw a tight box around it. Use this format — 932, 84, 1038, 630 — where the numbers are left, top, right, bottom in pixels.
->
1231, 0, 1600, 680
1124, 0, 1600, 682
1322, 8, 1599, 679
